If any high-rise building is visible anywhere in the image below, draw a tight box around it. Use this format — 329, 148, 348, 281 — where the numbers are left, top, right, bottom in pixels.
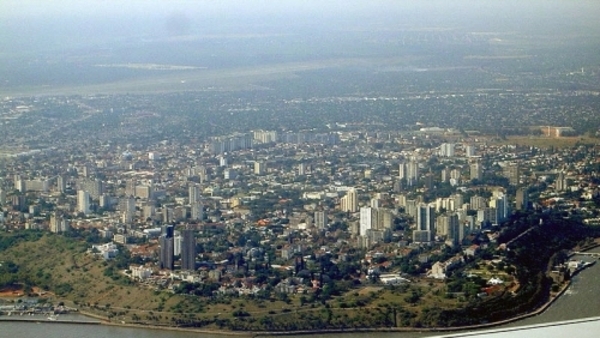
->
406, 161, 419, 186
191, 203, 204, 220
556, 172, 567, 192
254, 161, 266, 175
398, 162, 406, 180
504, 163, 520, 186
50, 212, 70, 233
78, 190, 90, 215
189, 185, 200, 204
181, 228, 196, 271
424, 173, 434, 190
441, 167, 451, 183
57, 176, 66, 193
160, 225, 175, 270
359, 207, 373, 237
465, 145, 475, 157
437, 213, 459, 243
470, 162, 482, 181
314, 210, 327, 229
298, 163, 306, 176
416, 203, 435, 232
80, 179, 103, 199
470, 195, 487, 210
340, 188, 358, 213
516, 187, 529, 211
439, 143, 455, 157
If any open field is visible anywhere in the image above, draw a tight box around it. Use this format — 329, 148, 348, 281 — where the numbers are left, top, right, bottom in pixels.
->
0, 57, 411, 98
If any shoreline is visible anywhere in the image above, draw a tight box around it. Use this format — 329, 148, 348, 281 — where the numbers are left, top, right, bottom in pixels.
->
4, 248, 597, 337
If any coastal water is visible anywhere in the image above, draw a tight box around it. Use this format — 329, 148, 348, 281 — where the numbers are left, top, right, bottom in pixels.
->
2, 248, 600, 338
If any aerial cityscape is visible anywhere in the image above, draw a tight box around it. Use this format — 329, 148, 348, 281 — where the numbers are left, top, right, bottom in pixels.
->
1, 1, 600, 337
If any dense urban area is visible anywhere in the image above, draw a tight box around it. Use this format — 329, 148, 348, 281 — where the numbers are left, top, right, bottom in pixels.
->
1, 89, 600, 331
1, 1, 600, 333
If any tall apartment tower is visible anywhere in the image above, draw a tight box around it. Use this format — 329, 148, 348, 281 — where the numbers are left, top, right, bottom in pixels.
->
314, 210, 327, 230
504, 163, 520, 186
78, 190, 90, 215
556, 172, 567, 192
406, 161, 419, 186
399, 162, 406, 180
516, 187, 529, 211
254, 161, 266, 175
470, 162, 482, 181
160, 225, 175, 270
340, 188, 358, 213
181, 228, 196, 271
189, 185, 200, 204
57, 176, 66, 193
359, 207, 373, 237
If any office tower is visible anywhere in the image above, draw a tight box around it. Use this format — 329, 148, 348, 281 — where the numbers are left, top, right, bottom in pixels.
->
160, 225, 175, 270
0, 188, 5, 205
189, 185, 199, 204
516, 187, 529, 211
219, 156, 228, 167
254, 161, 266, 175
314, 210, 327, 229
181, 228, 196, 271
504, 163, 520, 186
450, 194, 464, 211
359, 207, 372, 236
340, 188, 358, 213
78, 190, 90, 215
470, 162, 482, 181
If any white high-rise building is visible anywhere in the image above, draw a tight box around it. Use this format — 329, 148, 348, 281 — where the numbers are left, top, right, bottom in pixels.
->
254, 161, 266, 175
314, 211, 327, 229
398, 163, 406, 180
465, 145, 475, 157
78, 190, 90, 215
340, 188, 358, 213
189, 185, 200, 204
439, 143, 455, 157
407, 161, 419, 186
359, 207, 372, 237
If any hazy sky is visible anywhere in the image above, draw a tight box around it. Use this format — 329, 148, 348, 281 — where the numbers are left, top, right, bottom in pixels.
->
2, 0, 599, 53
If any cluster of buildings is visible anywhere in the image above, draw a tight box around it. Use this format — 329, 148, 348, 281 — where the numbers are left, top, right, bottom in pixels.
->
0, 122, 599, 294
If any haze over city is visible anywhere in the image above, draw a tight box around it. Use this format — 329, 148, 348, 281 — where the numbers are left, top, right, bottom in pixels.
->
1, 1, 600, 337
